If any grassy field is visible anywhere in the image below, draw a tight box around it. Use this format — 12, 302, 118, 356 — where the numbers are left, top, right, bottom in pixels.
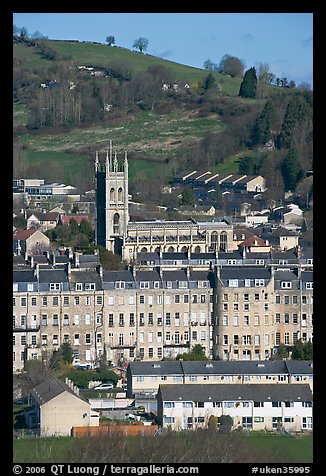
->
13, 40, 242, 96
13, 432, 313, 463
18, 109, 225, 157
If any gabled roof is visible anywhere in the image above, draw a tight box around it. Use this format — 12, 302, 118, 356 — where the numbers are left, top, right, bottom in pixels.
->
30, 376, 88, 406
180, 360, 288, 375
158, 383, 313, 403
13, 227, 38, 240
27, 212, 60, 221
238, 235, 267, 247
129, 361, 183, 376
61, 215, 91, 225
284, 361, 313, 375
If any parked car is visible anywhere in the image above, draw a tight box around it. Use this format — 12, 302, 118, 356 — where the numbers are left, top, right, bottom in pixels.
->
93, 383, 114, 391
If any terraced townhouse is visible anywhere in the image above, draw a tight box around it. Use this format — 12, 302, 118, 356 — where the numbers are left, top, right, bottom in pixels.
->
13, 249, 313, 373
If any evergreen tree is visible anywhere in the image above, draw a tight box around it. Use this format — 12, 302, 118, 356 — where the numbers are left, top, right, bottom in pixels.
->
203, 72, 216, 91
181, 187, 196, 205
277, 96, 312, 149
238, 156, 257, 175
291, 339, 305, 360
273, 344, 289, 360
282, 148, 303, 191
252, 98, 275, 144
239, 67, 257, 98
176, 344, 207, 361
303, 341, 313, 360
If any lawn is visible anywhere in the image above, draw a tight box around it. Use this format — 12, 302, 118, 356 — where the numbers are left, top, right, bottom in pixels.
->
13, 432, 313, 463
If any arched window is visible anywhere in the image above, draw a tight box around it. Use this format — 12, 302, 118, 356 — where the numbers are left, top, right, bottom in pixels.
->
194, 246, 201, 253
141, 247, 148, 252
181, 246, 188, 252
113, 213, 120, 235
167, 246, 175, 252
155, 247, 161, 252
219, 231, 228, 252
118, 187, 123, 202
210, 231, 218, 251
110, 187, 115, 202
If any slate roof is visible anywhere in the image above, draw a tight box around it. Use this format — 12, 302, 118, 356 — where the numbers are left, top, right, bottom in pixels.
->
13, 269, 37, 283
190, 253, 216, 260
102, 270, 135, 283
159, 384, 313, 403
13, 255, 26, 266
38, 269, 68, 283
162, 252, 188, 260
301, 271, 313, 282
189, 270, 213, 282
220, 267, 271, 280
135, 270, 160, 282
30, 376, 88, 406
284, 361, 313, 375
274, 270, 299, 281
180, 360, 288, 375
162, 270, 188, 281
129, 361, 183, 376
137, 252, 160, 261
70, 270, 102, 288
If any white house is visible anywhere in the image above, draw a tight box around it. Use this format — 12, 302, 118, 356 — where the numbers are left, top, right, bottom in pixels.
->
157, 383, 313, 432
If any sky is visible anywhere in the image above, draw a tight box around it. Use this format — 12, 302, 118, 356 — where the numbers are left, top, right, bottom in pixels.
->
13, 12, 313, 87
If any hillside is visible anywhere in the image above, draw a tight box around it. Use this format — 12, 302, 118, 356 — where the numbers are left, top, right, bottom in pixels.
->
13, 38, 313, 205
13, 39, 242, 95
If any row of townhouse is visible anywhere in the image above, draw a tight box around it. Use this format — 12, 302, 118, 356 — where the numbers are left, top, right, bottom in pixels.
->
157, 383, 313, 432
13, 254, 313, 373
126, 360, 314, 398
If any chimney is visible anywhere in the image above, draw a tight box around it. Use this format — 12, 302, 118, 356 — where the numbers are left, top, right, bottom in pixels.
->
34, 262, 39, 280
74, 252, 80, 268
98, 264, 103, 279
67, 262, 71, 280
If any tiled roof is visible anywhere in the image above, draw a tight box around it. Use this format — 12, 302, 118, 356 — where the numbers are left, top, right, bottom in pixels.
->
13, 227, 38, 240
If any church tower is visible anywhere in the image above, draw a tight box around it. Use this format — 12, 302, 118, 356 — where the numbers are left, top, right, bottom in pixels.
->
95, 141, 129, 253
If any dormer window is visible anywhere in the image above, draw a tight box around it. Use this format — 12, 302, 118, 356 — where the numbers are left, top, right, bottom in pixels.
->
255, 279, 264, 287
49, 283, 60, 291
153, 281, 160, 289
140, 281, 150, 289
229, 279, 238, 287
75, 283, 83, 291
115, 281, 125, 289
85, 283, 96, 291
306, 282, 313, 290
178, 281, 187, 288
281, 281, 292, 289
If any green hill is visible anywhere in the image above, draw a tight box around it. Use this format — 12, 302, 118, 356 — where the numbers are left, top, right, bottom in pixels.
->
13, 39, 242, 95
13, 38, 312, 200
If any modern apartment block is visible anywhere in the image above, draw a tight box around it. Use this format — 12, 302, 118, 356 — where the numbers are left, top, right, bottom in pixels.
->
13, 250, 313, 373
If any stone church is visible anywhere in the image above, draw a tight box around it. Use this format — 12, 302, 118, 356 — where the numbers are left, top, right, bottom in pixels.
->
95, 143, 234, 262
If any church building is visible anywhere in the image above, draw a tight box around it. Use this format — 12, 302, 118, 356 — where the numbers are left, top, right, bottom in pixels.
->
95, 143, 234, 262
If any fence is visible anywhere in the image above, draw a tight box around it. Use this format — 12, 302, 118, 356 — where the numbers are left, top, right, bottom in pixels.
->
72, 424, 159, 438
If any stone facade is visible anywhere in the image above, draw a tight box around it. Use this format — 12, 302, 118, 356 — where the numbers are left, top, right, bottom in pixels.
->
13, 254, 313, 373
